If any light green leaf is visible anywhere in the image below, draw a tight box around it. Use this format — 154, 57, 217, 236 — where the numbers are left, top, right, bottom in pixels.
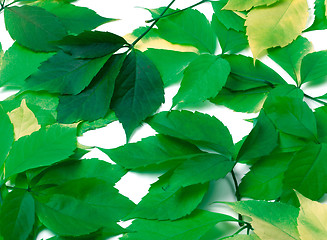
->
128, 172, 208, 220
7, 99, 41, 140
5, 123, 77, 178
300, 50, 327, 86
100, 134, 203, 170
168, 153, 235, 187
296, 192, 327, 240
268, 36, 313, 84
223, 0, 279, 11
111, 49, 164, 140
305, 0, 327, 31
4, 5, 67, 52
34, 1, 116, 34
0, 190, 35, 240
122, 209, 236, 240
226, 200, 300, 239
152, 8, 217, 53
245, 0, 309, 59
0, 43, 53, 88
173, 54, 230, 108
284, 143, 327, 200
147, 110, 234, 157
57, 54, 125, 123
0, 105, 14, 168
35, 178, 133, 236
24, 51, 109, 95
144, 48, 198, 87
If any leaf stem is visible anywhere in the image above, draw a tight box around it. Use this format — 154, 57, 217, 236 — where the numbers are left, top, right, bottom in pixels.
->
145, 0, 211, 23
304, 93, 327, 106
132, 0, 176, 46
231, 169, 244, 226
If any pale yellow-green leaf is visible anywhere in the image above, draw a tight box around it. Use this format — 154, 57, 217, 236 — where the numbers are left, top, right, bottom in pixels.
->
296, 192, 327, 240
8, 99, 41, 140
223, 0, 279, 11
245, 0, 309, 59
325, 0, 327, 17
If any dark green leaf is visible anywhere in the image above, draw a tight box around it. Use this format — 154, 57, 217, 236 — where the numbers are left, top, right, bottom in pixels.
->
57, 31, 126, 59
0, 43, 53, 88
147, 110, 234, 157
279, 132, 309, 152
34, 1, 116, 34
0, 190, 35, 240
173, 54, 230, 108
4, 5, 67, 52
57, 54, 125, 123
5, 123, 77, 178
0, 105, 14, 168
24, 51, 109, 95
211, 13, 248, 54
77, 111, 117, 135
284, 143, 327, 200
100, 134, 203, 170
128, 172, 208, 220
111, 49, 164, 140
268, 36, 313, 84
144, 48, 198, 87
152, 8, 217, 53
306, 0, 327, 31
122, 209, 236, 240
300, 50, 327, 86
314, 105, 327, 142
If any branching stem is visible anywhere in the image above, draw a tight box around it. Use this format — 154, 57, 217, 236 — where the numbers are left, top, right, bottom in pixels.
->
231, 169, 244, 226
304, 93, 327, 106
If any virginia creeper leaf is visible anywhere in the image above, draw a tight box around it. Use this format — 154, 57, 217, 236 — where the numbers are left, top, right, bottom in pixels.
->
147, 110, 234, 157
122, 209, 236, 240
8, 99, 41, 140
279, 132, 309, 152
4, 5, 67, 52
5, 123, 77, 178
100, 134, 203, 170
111, 49, 164, 140
314, 105, 327, 142
245, 0, 309, 59
305, 0, 327, 31
224, 235, 261, 240
0, 105, 14, 168
57, 54, 125, 123
223, 0, 279, 11
57, 31, 127, 59
0, 190, 35, 240
300, 50, 327, 86
25, 51, 109, 95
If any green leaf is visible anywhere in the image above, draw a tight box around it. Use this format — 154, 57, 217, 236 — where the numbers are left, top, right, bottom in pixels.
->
100, 134, 203, 170
279, 132, 309, 152
0, 105, 14, 168
300, 50, 327, 86
0, 43, 53, 88
264, 94, 317, 140
223, 55, 286, 91
284, 143, 327, 200
173, 54, 230, 108
224, 235, 261, 240
4, 123, 77, 179
314, 106, 327, 142
122, 209, 236, 240
237, 111, 278, 163
34, 1, 116, 34
147, 110, 234, 157
296, 192, 327, 240
223, 0, 279, 11
245, 0, 309, 59
57, 31, 127, 59
57, 54, 125, 123
35, 178, 133, 236
4, 5, 67, 52
239, 152, 293, 200
211, 14, 248, 54
226, 200, 300, 239
211, 86, 271, 113
168, 153, 234, 187
306, 0, 327, 31
144, 48, 198, 87
0, 190, 35, 240
111, 49, 164, 140
152, 8, 217, 53
268, 36, 313, 84
128, 172, 208, 220
211, 1, 245, 32
24, 51, 109, 95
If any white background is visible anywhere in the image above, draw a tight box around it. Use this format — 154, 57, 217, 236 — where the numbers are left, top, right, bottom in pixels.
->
0, 0, 327, 239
